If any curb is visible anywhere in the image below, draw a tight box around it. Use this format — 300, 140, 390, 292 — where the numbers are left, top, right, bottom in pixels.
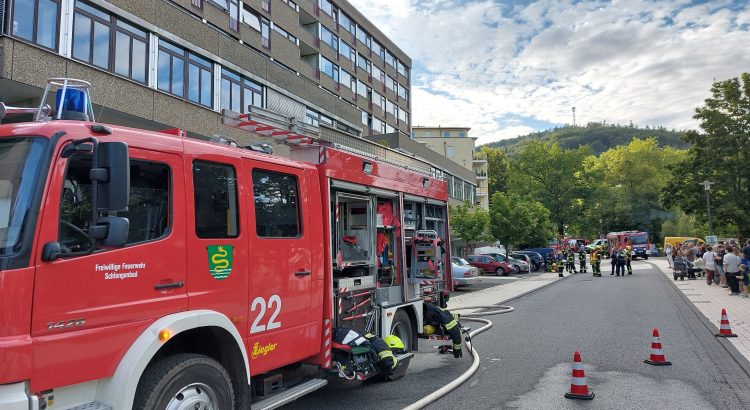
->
644, 259, 750, 379
492, 271, 577, 306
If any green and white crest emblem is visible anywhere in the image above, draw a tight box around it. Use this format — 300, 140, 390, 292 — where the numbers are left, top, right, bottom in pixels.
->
207, 245, 233, 280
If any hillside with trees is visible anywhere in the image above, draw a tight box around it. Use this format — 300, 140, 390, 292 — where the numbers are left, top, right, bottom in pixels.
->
484, 122, 689, 156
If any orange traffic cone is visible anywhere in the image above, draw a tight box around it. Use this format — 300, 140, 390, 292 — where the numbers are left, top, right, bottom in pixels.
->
564, 351, 595, 400
644, 328, 672, 366
715, 308, 738, 337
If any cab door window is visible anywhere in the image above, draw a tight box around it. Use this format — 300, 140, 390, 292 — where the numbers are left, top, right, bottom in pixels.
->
59, 155, 171, 253
252, 169, 300, 237
192, 160, 239, 238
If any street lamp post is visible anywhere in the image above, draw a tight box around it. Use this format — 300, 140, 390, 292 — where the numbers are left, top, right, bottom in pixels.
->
699, 180, 714, 236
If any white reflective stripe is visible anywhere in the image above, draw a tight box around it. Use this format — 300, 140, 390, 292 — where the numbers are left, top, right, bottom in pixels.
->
571, 377, 588, 386
354, 336, 367, 345
720, 324, 732, 329
324, 327, 331, 337
324, 338, 331, 347
342, 330, 359, 344
651, 337, 660, 343
324, 319, 330, 325
325, 359, 331, 367
651, 349, 664, 355
324, 349, 331, 358
572, 362, 584, 371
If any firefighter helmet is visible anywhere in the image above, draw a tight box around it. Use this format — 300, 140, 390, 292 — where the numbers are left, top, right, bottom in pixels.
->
384, 335, 405, 350
626, 246, 632, 250
423, 324, 437, 335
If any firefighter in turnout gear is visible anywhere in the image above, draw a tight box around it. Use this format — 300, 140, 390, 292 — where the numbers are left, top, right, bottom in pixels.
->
625, 246, 633, 275
616, 248, 627, 276
423, 302, 463, 358
578, 248, 587, 273
566, 248, 576, 273
591, 246, 602, 277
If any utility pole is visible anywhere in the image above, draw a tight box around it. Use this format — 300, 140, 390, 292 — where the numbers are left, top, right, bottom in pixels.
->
572, 107, 576, 127
699, 180, 714, 236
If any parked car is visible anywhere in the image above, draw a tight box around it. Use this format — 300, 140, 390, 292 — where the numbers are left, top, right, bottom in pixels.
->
477, 252, 527, 274
466, 254, 512, 276
522, 247, 556, 262
585, 239, 608, 254
451, 257, 480, 286
510, 252, 538, 272
512, 251, 544, 271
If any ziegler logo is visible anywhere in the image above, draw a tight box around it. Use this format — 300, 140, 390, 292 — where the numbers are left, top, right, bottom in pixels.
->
47, 318, 86, 331
251, 342, 278, 359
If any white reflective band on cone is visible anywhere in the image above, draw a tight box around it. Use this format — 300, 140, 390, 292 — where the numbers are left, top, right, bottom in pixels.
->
651, 349, 664, 355
571, 377, 588, 385
573, 362, 584, 371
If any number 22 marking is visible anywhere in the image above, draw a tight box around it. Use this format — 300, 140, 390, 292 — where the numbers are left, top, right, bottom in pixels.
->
250, 295, 282, 333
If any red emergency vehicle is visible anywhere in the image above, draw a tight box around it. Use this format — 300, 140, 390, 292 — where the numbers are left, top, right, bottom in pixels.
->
0, 79, 453, 409
606, 230, 651, 259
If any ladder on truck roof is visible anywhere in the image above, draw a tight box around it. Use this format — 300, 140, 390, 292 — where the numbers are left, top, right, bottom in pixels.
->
221, 109, 433, 176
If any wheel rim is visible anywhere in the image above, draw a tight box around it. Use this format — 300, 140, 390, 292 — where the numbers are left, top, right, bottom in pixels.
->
166, 383, 219, 410
391, 320, 411, 352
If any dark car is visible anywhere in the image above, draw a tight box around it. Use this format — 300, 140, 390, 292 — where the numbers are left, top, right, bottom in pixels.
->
522, 248, 555, 263
466, 254, 511, 276
511, 251, 542, 271
512, 250, 544, 271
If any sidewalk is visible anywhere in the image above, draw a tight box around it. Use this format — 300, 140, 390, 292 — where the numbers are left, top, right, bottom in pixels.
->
651, 257, 750, 363
448, 270, 570, 313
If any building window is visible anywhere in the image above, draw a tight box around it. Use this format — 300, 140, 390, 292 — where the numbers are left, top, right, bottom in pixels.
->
339, 40, 355, 62
372, 65, 384, 84
320, 57, 339, 82
253, 170, 301, 238
458, 131, 466, 137
446, 146, 455, 158
386, 75, 396, 92
385, 51, 396, 69
208, 0, 239, 30
372, 117, 385, 135
70, 1, 148, 84
273, 24, 297, 44
339, 12, 354, 33
372, 41, 385, 60
340, 69, 354, 90
305, 107, 320, 126
361, 111, 368, 127
193, 161, 239, 238
371, 91, 384, 110
397, 60, 408, 77
442, 130, 450, 137
221, 68, 264, 113
281, 0, 298, 11
398, 108, 408, 123
357, 53, 371, 74
321, 26, 338, 51
242, 5, 270, 48
398, 84, 409, 102
356, 24, 368, 47
158, 41, 213, 108
320, 0, 334, 17
385, 99, 396, 117
12, 0, 59, 50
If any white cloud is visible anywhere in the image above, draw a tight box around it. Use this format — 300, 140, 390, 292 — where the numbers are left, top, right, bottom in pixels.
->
349, 0, 750, 144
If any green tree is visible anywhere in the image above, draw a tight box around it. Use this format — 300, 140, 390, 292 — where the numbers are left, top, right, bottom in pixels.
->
662, 73, 750, 238
509, 142, 592, 237
449, 202, 489, 250
488, 192, 554, 251
478, 146, 509, 196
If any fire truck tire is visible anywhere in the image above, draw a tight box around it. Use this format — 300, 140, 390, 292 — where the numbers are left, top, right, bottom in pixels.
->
387, 309, 413, 381
133, 353, 234, 410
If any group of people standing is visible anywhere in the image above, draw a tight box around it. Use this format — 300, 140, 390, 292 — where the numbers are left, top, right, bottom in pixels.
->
544, 244, 639, 278
546, 245, 588, 277
669, 240, 750, 297
608, 246, 634, 276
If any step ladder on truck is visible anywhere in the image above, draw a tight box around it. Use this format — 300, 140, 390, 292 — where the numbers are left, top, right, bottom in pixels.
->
0, 78, 453, 410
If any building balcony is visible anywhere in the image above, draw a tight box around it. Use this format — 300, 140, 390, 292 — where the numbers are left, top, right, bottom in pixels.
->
476, 172, 487, 180
473, 156, 487, 164
476, 188, 489, 196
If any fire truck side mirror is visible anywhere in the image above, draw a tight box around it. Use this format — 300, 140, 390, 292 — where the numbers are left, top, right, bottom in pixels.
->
97, 216, 130, 247
95, 142, 130, 211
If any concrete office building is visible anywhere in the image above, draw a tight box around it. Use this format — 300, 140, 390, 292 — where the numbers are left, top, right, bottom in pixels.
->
0, 0, 416, 166
412, 126, 489, 210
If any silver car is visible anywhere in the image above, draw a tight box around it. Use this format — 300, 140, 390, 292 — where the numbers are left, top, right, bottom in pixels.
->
451, 257, 480, 286
506, 256, 530, 273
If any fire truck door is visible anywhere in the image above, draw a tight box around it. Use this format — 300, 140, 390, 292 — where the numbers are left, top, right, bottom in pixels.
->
31, 147, 186, 390
246, 162, 316, 372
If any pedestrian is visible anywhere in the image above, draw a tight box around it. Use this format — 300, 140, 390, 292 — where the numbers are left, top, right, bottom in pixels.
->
742, 240, 750, 269
703, 245, 716, 285
666, 244, 673, 268
716, 244, 727, 287
724, 247, 743, 295
740, 264, 749, 298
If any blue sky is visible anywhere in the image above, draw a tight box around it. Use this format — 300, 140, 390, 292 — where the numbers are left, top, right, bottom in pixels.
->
349, 0, 750, 144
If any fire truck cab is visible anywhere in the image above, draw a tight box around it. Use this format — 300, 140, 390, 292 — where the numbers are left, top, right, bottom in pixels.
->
0, 79, 452, 409
606, 230, 650, 259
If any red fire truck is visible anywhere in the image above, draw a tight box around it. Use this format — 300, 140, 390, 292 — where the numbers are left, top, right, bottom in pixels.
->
0, 79, 452, 409
606, 230, 651, 259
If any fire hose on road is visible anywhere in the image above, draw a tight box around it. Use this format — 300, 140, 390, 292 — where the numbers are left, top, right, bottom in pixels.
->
403, 305, 515, 410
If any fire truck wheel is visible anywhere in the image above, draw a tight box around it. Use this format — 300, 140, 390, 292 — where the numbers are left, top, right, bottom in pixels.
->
387, 309, 413, 381
134, 353, 234, 410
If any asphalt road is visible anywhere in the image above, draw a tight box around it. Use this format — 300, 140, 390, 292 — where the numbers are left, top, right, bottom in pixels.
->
283, 260, 750, 409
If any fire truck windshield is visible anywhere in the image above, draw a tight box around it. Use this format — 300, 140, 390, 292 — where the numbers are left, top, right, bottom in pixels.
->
628, 235, 648, 245
0, 137, 48, 255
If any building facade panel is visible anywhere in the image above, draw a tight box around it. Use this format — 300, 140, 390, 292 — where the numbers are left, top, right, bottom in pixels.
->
266, 87, 306, 121
155, 1, 220, 55
201, 1, 236, 35
11, 41, 68, 87
270, 3, 300, 40
217, 34, 268, 81
104, 0, 157, 25
269, 31, 300, 70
